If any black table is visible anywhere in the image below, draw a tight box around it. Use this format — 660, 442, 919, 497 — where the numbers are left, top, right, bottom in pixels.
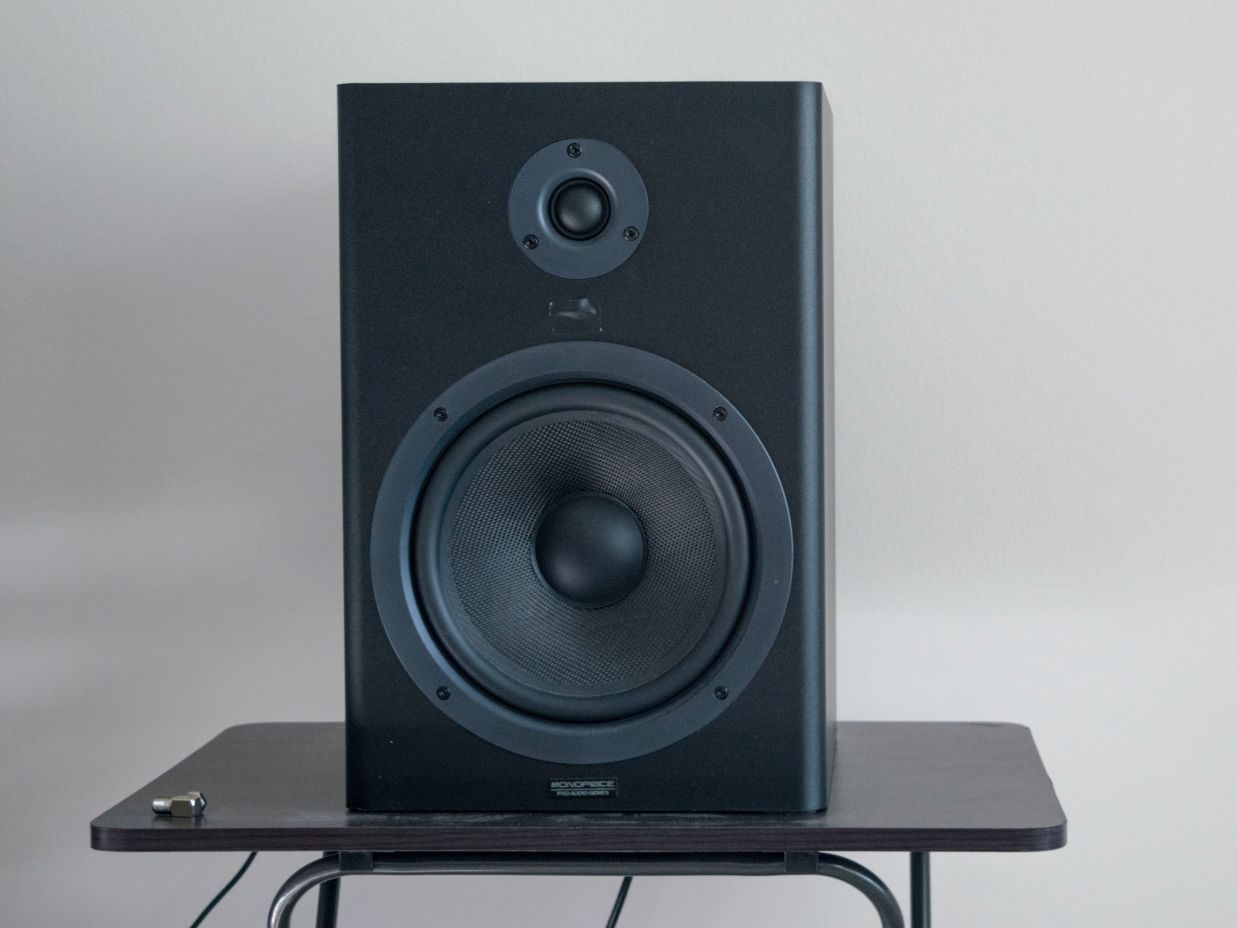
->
91, 721, 1066, 927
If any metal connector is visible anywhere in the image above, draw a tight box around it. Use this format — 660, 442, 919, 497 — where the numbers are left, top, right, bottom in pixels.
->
152, 791, 207, 818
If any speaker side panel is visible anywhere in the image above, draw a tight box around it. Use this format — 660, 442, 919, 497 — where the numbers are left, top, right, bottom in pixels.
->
341, 82, 832, 811
821, 89, 838, 799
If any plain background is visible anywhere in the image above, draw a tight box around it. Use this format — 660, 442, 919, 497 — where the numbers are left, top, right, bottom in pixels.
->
3, 1, 1235, 925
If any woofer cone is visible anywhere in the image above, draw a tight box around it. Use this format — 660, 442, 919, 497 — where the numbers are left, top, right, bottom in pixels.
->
412, 384, 751, 723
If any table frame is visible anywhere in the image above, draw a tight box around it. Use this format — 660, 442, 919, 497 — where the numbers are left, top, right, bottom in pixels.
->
271, 850, 931, 928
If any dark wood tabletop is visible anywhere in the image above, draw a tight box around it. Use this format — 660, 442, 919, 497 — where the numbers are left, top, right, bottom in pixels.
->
90, 721, 1066, 854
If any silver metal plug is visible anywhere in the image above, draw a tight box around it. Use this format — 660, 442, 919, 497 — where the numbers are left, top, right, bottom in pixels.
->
152, 791, 207, 818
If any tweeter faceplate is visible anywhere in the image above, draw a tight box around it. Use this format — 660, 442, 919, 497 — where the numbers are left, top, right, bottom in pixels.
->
508, 138, 649, 280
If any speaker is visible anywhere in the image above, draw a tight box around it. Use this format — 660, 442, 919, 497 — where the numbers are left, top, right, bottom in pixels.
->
341, 82, 835, 812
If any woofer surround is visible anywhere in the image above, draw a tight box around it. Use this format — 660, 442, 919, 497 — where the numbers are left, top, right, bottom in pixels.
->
370, 341, 793, 764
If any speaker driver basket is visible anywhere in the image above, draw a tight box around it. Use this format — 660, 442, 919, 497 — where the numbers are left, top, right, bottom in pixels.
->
414, 384, 750, 723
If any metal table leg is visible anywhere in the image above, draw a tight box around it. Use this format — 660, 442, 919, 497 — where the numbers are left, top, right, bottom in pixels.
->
313, 852, 340, 928
910, 852, 931, 928
815, 853, 905, 927
267, 850, 906, 928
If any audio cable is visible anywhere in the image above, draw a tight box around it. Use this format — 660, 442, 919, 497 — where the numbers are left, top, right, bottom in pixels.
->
605, 876, 633, 928
188, 852, 257, 927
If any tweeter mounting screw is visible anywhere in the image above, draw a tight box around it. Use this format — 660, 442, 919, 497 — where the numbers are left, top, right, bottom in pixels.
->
436, 686, 451, 700
714, 686, 729, 700
433, 407, 448, 422
712, 406, 728, 421
566, 142, 581, 158
522, 234, 539, 250
623, 226, 639, 241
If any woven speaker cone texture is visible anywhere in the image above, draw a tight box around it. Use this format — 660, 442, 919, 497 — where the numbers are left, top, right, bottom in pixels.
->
414, 384, 751, 723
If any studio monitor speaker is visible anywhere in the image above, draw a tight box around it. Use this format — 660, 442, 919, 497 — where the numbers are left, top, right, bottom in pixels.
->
341, 82, 835, 812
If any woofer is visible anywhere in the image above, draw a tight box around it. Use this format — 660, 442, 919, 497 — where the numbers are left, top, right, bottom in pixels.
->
413, 384, 751, 723
369, 341, 795, 765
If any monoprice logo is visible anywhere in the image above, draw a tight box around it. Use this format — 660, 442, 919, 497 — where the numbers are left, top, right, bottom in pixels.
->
549, 778, 617, 798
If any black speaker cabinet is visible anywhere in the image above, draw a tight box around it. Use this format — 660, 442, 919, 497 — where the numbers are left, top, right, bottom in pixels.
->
341, 82, 835, 812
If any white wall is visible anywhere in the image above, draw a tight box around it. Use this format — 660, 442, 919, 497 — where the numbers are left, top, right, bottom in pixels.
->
3, 2, 1234, 925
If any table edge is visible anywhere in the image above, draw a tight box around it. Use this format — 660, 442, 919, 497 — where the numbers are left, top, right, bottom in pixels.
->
92, 820, 1067, 854
90, 720, 1068, 855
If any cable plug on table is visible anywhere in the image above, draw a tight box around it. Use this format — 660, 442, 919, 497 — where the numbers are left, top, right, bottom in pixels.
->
152, 791, 207, 818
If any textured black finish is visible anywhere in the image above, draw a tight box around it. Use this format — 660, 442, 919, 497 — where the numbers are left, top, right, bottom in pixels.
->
341, 82, 833, 810
90, 722, 1067, 853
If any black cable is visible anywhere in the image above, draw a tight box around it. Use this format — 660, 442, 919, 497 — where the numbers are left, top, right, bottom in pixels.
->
605, 875, 633, 928
188, 852, 257, 928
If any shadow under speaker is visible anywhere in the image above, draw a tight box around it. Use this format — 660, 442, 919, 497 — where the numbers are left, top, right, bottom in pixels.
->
341, 81, 835, 812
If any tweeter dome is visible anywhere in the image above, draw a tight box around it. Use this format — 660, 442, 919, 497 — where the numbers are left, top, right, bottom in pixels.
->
341, 82, 835, 812
547, 179, 610, 240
